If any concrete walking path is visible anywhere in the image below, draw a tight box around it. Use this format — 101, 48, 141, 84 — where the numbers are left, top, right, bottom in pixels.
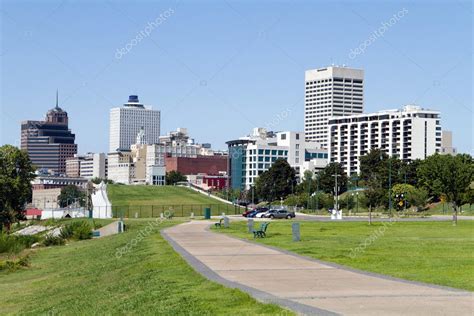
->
162, 221, 473, 316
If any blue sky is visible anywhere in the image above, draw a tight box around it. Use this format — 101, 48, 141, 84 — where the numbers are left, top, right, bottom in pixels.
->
1, 0, 472, 153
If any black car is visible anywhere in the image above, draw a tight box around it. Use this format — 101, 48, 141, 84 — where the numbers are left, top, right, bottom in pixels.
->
261, 209, 296, 219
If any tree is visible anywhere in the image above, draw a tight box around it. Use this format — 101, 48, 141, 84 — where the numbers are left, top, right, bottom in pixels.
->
391, 183, 428, 212
359, 149, 407, 211
255, 158, 297, 202
462, 188, 474, 212
58, 185, 85, 208
317, 162, 347, 194
165, 171, 187, 185
0, 145, 36, 231
418, 154, 474, 225
91, 177, 114, 185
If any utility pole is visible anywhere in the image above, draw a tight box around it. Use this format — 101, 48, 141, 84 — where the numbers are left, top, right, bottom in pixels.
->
315, 173, 319, 212
389, 157, 392, 217
307, 176, 311, 212
332, 167, 339, 211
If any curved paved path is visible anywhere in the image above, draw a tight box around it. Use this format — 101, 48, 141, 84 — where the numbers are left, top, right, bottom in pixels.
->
162, 221, 473, 316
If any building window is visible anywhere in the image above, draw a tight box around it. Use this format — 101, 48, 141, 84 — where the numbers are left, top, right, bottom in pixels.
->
281, 134, 286, 140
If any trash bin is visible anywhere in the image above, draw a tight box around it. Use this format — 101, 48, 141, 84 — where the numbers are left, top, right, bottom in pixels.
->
204, 207, 211, 219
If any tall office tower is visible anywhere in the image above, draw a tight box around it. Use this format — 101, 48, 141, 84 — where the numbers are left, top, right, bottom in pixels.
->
20, 92, 77, 174
109, 95, 160, 152
304, 66, 364, 148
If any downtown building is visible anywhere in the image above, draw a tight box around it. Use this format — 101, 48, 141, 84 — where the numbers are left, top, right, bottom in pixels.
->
304, 66, 364, 148
328, 105, 442, 175
65, 153, 107, 179
226, 128, 328, 190
21, 95, 77, 174
109, 95, 160, 152
108, 127, 226, 185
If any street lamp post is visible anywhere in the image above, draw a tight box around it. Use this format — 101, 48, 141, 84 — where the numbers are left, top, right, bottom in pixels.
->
404, 161, 411, 212
380, 152, 392, 217
351, 192, 359, 214
307, 176, 311, 212
356, 192, 359, 213
389, 158, 392, 217
315, 173, 319, 212
332, 168, 339, 211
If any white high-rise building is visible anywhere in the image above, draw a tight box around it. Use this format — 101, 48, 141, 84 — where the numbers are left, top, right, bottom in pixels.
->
109, 95, 160, 152
305, 66, 364, 148
328, 105, 442, 175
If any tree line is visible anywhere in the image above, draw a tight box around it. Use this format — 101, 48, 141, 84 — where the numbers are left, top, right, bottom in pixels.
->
242, 148, 473, 222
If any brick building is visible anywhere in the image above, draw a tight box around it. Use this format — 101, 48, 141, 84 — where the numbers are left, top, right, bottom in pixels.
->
164, 155, 227, 175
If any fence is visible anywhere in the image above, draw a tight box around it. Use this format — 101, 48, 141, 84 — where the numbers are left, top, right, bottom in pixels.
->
92, 204, 244, 218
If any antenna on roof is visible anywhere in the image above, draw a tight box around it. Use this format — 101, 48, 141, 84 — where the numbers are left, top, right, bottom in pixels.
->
55, 89, 59, 109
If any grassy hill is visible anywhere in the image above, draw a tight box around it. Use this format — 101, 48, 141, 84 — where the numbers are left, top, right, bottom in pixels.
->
107, 185, 239, 217
0, 219, 289, 315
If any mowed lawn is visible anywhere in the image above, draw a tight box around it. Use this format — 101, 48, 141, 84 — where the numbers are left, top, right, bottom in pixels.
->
216, 220, 474, 291
0, 219, 291, 315
107, 185, 237, 217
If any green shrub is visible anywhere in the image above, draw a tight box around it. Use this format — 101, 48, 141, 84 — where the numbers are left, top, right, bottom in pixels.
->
0, 255, 30, 271
92, 220, 102, 229
43, 218, 59, 227
43, 235, 65, 246
60, 221, 92, 241
0, 233, 39, 254
72, 221, 92, 240
59, 224, 74, 239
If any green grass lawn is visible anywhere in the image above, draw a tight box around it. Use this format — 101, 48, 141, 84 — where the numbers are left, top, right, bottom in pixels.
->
0, 219, 291, 315
215, 220, 474, 291
107, 185, 239, 217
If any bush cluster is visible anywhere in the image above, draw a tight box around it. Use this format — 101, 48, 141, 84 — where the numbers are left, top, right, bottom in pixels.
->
0, 255, 30, 271
0, 233, 39, 254
60, 221, 93, 240
43, 234, 66, 246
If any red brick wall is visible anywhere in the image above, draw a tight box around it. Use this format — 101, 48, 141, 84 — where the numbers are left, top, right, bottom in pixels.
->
165, 156, 228, 175
203, 176, 227, 189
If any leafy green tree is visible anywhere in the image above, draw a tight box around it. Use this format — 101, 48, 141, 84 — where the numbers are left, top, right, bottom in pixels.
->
418, 154, 474, 224
391, 183, 428, 212
462, 188, 474, 212
284, 193, 306, 207
0, 145, 36, 231
359, 148, 408, 210
255, 158, 297, 202
91, 177, 114, 185
58, 185, 85, 208
165, 171, 187, 185
317, 162, 347, 194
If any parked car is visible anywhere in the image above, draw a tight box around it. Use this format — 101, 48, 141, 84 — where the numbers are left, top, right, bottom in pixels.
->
242, 209, 255, 217
248, 208, 269, 218
243, 207, 268, 217
261, 209, 295, 219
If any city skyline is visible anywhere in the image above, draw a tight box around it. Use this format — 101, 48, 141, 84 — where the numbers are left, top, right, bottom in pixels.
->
1, 1, 472, 154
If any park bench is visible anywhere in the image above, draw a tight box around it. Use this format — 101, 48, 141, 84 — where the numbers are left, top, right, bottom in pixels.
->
214, 218, 224, 228
253, 222, 270, 238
